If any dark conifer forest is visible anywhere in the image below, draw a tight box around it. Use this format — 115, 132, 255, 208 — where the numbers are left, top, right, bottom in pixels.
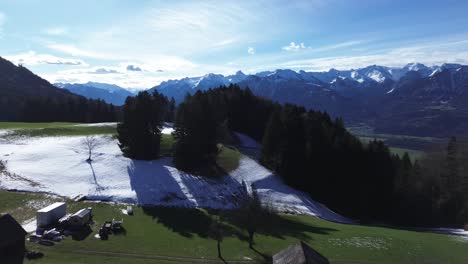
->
0, 56, 118, 123
116, 84, 467, 226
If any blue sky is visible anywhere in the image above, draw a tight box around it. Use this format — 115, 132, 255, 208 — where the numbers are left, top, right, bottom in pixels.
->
1, 0, 468, 89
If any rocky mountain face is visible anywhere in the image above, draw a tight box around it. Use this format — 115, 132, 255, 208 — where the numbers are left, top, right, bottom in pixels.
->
150, 63, 468, 137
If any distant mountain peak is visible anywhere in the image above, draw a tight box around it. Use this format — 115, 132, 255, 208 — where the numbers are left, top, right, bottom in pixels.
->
54, 82, 133, 105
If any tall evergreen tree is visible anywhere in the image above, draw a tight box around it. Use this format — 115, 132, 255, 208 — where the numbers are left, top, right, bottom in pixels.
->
117, 91, 166, 160
173, 91, 218, 172
260, 109, 283, 170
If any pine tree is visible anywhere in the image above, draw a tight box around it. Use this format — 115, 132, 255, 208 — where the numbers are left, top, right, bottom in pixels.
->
173, 91, 218, 172
260, 109, 283, 170
117, 91, 164, 160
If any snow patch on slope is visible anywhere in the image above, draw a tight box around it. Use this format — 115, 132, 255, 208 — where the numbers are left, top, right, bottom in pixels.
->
0, 133, 352, 224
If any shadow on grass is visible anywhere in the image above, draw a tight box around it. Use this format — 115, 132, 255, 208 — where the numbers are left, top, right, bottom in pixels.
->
211, 209, 338, 243
113, 226, 127, 236
251, 246, 272, 264
142, 206, 337, 244
71, 225, 93, 241
142, 206, 213, 238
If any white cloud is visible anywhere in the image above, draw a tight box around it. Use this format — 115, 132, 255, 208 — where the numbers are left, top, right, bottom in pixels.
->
46, 43, 109, 59
312, 40, 363, 52
5, 51, 87, 66
282, 42, 307, 51
90, 68, 120, 74
44, 26, 68, 36
280, 43, 468, 71
126, 65, 142, 71
212, 38, 238, 47
247, 47, 255, 55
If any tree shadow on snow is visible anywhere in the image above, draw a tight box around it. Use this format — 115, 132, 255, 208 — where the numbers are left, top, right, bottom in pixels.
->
87, 160, 106, 192
253, 173, 353, 224
127, 158, 196, 207
178, 170, 245, 210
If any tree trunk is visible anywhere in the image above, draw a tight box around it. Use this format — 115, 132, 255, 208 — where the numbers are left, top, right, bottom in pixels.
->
217, 240, 221, 258
248, 231, 254, 249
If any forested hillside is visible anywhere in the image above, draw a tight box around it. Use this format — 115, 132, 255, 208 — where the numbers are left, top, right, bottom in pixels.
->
0, 57, 117, 122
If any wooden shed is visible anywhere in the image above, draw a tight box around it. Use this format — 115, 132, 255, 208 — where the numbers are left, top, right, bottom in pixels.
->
273, 241, 329, 264
0, 214, 27, 264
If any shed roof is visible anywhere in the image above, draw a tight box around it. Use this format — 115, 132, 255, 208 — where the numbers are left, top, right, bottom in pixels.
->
72, 208, 91, 219
0, 214, 27, 248
273, 241, 329, 264
37, 202, 66, 213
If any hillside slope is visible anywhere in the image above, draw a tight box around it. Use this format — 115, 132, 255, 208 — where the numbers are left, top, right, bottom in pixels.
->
0, 128, 351, 224
0, 57, 79, 121
0, 57, 117, 122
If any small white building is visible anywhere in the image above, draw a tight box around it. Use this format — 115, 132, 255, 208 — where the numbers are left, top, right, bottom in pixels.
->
36, 202, 67, 228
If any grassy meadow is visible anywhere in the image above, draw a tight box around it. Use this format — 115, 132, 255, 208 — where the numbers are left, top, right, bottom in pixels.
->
0, 190, 465, 264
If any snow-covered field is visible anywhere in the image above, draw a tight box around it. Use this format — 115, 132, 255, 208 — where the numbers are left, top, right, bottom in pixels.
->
0, 127, 352, 224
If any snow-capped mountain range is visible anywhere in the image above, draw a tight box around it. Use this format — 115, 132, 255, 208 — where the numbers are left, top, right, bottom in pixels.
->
150, 63, 461, 102
55, 63, 468, 137
148, 63, 468, 137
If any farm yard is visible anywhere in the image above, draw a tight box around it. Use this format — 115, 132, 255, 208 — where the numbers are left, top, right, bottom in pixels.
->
1, 122, 468, 264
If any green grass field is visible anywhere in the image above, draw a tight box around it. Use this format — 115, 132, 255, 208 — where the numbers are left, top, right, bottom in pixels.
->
0, 190, 466, 264
217, 145, 242, 173
0, 122, 117, 137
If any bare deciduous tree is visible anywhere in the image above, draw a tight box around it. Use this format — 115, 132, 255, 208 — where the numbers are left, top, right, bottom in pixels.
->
82, 136, 101, 162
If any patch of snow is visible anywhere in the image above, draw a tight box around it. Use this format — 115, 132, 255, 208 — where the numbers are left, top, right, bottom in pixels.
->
73, 122, 117, 127
161, 127, 174, 135
386, 88, 395, 94
367, 70, 386, 83
0, 129, 11, 137
0, 133, 353, 224
430, 228, 468, 236
430, 68, 441, 77
328, 237, 390, 250
22, 218, 37, 233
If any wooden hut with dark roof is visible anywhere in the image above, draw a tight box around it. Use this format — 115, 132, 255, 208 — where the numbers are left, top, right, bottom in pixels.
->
273, 241, 330, 264
0, 214, 27, 264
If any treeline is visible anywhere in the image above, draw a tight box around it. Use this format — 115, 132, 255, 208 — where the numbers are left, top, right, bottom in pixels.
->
20, 97, 118, 123
117, 91, 175, 160
393, 137, 468, 226
260, 105, 398, 220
